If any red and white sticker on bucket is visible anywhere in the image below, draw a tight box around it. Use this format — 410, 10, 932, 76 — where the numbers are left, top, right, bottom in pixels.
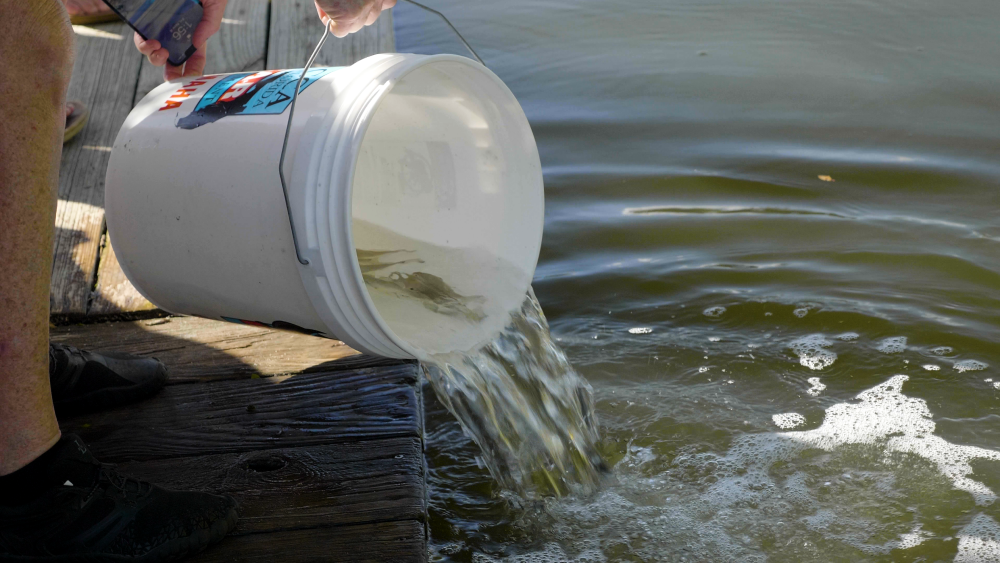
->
163, 68, 340, 130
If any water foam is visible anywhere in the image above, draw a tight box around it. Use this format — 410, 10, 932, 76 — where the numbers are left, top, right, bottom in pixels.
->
492, 376, 1000, 561
806, 377, 826, 396
704, 306, 727, 318
789, 334, 837, 370
956, 514, 1000, 563
876, 336, 908, 354
955, 360, 989, 373
783, 375, 1000, 505
773, 412, 806, 429
628, 327, 653, 334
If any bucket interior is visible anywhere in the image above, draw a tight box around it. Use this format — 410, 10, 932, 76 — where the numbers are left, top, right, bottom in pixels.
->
351, 60, 542, 357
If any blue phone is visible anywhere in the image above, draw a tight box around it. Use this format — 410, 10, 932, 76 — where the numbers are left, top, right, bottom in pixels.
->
100, 0, 204, 66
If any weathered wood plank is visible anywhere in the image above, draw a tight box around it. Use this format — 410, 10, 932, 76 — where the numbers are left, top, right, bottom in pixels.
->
267, 2, 395, 69
51, 23, 143, 315
89, 234, 158, 315
61, 365, 421, 462
94, 0, 273, 315
116, 438, 425, 534
48, 316, 386, 383
190, 520, 426, 563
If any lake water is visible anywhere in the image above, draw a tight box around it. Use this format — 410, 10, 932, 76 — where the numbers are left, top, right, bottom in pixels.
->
394, 1, 1000, 560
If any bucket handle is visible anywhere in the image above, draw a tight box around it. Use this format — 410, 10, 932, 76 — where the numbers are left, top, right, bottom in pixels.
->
278, 1, 485, 266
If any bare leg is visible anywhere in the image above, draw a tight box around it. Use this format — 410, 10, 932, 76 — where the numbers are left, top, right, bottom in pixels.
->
0, 0, 74, 475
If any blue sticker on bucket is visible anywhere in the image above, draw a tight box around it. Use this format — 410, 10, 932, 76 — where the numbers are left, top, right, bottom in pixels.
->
176, 68, 340, 129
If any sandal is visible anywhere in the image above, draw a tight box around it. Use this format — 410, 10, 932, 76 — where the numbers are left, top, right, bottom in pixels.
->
64, 100, 90, 144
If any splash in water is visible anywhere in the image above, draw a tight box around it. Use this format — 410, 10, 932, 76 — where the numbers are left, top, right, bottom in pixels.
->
422, 289, 607, 498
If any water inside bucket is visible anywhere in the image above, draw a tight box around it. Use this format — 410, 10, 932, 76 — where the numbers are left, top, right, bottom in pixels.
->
353, 218, 531, 356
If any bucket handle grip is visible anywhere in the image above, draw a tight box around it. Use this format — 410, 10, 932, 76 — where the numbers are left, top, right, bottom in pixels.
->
278, 2, 484, 266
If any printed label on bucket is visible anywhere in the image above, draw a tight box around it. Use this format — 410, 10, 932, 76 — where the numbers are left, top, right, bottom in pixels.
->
175, 68, 340, 130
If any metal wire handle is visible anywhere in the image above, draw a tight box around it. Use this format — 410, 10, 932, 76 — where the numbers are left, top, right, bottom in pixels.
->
278, 2, 484, 266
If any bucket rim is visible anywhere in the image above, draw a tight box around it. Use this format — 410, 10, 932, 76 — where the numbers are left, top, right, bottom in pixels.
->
301, 53, 543, 359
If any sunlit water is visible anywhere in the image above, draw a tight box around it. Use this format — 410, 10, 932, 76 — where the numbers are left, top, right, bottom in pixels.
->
394, 0, 1000, 560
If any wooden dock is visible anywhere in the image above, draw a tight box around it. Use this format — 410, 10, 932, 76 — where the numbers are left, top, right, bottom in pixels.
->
52, 2, 427, 561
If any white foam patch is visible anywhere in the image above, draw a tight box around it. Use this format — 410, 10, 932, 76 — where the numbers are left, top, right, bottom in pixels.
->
836, 332, 860, 341
709, 336, 721, 342
807, 377, 826, 396
772, 412, 806, 429
923, 364, 941, 371
507, 377, 1000, 561
699, 366, 710, 373
790, 334, 837, 370
703, 306, 727, 318
628, 327, 653, 334
955, 360, 989, 373
876, 336, 908, 354
784, 375, 1000, 505
930, 346, 954, 356
955, 514, 1000, 563
793, 307, 810, 318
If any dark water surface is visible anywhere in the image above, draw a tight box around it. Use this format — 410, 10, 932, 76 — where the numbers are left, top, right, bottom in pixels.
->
395, 1, 1000, 560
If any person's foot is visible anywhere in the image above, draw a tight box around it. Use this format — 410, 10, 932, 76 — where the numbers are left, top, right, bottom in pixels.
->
63, 0, 119, 25
49, 343, 168, 416
64, 100, 89, 144
0, 435, 238, 562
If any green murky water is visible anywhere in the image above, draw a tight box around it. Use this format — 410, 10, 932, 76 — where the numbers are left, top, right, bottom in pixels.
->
395, 1, 1000, 560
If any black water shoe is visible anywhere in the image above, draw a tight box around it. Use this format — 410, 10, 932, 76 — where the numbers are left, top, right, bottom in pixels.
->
0, 435, 238, 562
49, 343, 168, 415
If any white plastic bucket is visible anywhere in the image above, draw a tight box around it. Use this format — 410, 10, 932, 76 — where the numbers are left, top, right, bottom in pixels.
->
105, 54, 544, 359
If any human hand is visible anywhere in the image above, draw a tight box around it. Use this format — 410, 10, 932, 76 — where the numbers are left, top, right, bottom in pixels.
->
133, 0, 229, 81
314, 0, 397, 38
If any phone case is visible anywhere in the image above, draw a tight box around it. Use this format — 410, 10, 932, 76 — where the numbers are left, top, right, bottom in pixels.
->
101, 0, 204, 67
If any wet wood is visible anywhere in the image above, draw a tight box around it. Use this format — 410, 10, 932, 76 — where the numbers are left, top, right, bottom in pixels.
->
60, 363, 420, 462
189, 520, 426, 563
51, 315, 367, 383
267, 2, 395, 69
116, 438, 425, 534
52, 22, 142, 315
